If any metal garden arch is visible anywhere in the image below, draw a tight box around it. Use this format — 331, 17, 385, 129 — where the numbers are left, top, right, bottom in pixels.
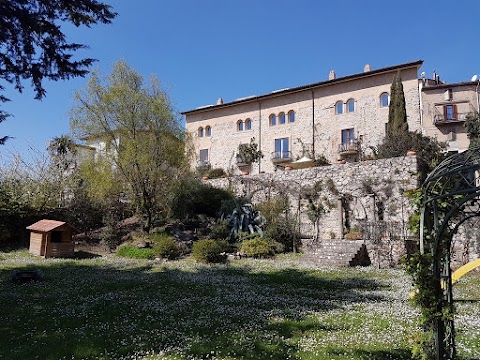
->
420, 146, 480, 359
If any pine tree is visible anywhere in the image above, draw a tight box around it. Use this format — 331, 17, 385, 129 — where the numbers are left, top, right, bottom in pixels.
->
387, 73, 409, 137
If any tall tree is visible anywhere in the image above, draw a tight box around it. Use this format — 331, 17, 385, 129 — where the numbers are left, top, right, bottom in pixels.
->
387, 73, 409, 137
464, 112, 480, 148
70, 60, 190, 231
0, 0, 117, 143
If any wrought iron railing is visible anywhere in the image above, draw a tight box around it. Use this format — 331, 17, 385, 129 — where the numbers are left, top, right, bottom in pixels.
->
271, 151, 292, 162
338, 140, 359, 155
434, 112, 470, 125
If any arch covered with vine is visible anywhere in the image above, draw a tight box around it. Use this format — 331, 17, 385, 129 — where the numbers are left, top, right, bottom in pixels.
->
412, 146, 480, 359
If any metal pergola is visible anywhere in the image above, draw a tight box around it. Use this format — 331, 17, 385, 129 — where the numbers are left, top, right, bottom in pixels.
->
420, 146, 480, 359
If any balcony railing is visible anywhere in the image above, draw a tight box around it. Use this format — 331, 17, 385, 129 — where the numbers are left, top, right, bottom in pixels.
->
434, 112, 470, 125
338, 141, 359, 156
235, 154, 250, 167
271, 151, 293, 163
196, 160, 211, 172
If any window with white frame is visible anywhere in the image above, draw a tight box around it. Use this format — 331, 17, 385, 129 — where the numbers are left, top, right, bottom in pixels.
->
380, 92, 389, 107
245, 118, 252, 130
274, 137, 289, 159
335, 101, 343, 114
346, 99, 355, 113
288, 110, 295, 123
279, 112, 286, 124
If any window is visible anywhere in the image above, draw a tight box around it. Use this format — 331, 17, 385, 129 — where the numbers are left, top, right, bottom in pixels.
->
444, 105, 457, 120
279, 112, 286, 124
198, 127, 204, 137
237, 120, 244, 131
288, 110, 295, 123
335, 101, 343, 114
269, 114, 277, 126
341, 128, 355, 145
274, 137, 289, 159
245, 118, 252, 130
199, 149, 209, 164
380, 93, 389, 107
205, 126, 212, 137
346, 99, 355, 113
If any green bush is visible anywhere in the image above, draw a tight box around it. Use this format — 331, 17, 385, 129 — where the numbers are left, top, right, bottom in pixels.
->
170, 179, 235, 220
207, 168, 226, 179
209, 220, 230, 241
152, 232, 179, 260
265, 219, 299, 252
116, 245, 155, 259
241, 237, 274, 258
191, 239, 224, 263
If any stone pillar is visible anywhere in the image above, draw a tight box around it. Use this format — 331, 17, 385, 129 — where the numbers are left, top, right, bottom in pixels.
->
338, 197, 344, 239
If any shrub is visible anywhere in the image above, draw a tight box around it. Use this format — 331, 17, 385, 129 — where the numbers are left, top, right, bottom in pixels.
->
209, 220, 230, 241
207, 168, 226, 179
344, 231, 362, 240
152, 232, 179, 260
191, 239, 224, 263
170, 179, 235, 220
241, 237, 274, 258
265, 219, 299, 252
116, 245, 155, 259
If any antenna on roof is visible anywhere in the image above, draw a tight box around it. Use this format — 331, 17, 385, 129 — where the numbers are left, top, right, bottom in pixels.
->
471, 74, 478, 82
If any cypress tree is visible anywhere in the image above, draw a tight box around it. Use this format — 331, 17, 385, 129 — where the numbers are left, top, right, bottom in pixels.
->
387, 73, 409, 137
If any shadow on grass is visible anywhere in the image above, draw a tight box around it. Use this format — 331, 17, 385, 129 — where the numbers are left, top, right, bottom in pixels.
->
329, 348, 412, 360
0, 258, 400, 360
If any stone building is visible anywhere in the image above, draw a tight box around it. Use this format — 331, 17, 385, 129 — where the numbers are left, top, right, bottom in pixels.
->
183, 60, 479, 175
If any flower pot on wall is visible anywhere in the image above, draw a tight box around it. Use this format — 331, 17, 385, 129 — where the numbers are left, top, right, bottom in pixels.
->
407, 150, 416, 157
284, 166, 292, 171
242, 170, 249, 176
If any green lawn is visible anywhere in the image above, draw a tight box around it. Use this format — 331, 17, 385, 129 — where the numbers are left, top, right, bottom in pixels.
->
0, 251, 479, 360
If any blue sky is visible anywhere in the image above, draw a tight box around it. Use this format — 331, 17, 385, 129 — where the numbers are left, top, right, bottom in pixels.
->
1, 0, 479, 163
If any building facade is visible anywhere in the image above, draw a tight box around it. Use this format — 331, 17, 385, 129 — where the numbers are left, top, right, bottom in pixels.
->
183, 60, 479, 175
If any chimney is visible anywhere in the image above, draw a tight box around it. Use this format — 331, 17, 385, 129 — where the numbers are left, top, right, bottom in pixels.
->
364, 64, 371, 72
329, 70, 336, 80
216, 98, 223, 105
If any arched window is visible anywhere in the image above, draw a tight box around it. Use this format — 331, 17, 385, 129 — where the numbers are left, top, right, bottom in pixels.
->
380, 92, 389, 107
279, 112, 286, 124
245, 118, 252, 130
198, 127, 204, 137
205, 126, 212, 137
335, 101, 343, 115
288, 110, 295, 123
346, 99, 355, 113
237, 120, 244, 131
269, 114, 277, 126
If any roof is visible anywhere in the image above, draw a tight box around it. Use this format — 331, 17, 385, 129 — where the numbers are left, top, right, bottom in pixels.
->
422, 81, 478, 91
181, 60, 424, 115
27, 219, 78, 233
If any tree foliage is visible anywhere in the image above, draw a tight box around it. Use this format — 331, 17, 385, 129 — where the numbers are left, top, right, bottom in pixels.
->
464, 111, 480, 148
0, 0, 117, 143
70, 60, 189, 231
387, 73, 409, 137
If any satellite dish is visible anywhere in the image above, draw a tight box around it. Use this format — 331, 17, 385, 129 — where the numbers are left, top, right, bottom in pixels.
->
471, 74, 478, 82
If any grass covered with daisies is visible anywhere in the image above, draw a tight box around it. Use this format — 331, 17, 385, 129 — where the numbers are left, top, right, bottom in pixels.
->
0, 251, 479, 360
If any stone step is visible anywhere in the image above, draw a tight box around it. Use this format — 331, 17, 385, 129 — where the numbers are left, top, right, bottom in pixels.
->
301, 240, 370, 267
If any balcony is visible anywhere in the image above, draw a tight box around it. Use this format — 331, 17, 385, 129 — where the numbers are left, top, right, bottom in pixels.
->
271, 151, 293, 164
338, 141, 359, 157
434, 112, 470, 125
196, 160, 211, 173
235, 154, 250, 167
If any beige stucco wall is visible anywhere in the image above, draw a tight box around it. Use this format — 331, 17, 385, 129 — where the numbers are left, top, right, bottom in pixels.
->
421, 82, 478, 153
185, 65, 421, 175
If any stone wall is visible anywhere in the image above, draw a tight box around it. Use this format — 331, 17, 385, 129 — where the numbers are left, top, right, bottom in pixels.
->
208, 156, 419, 261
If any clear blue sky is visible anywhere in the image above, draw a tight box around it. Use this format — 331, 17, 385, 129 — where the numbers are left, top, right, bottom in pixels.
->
1, 0, 479, 164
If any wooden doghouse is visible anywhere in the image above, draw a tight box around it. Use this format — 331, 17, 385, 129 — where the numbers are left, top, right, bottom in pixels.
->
27, 220, 78, 258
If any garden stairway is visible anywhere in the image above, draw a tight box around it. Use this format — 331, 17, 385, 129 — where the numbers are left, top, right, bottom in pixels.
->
301, 239, 371, 267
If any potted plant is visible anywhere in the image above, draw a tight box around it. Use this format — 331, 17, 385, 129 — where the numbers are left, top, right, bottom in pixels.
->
236, 137, 263, 166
